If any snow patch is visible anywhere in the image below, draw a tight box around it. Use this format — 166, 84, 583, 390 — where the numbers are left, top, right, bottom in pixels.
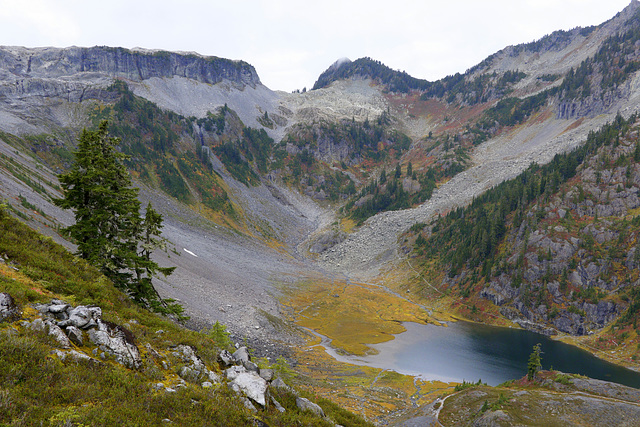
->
183, 248, 198, 257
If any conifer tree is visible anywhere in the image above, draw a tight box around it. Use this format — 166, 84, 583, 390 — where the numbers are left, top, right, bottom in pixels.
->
54, 121, 182, 316
527, 343, 543, 381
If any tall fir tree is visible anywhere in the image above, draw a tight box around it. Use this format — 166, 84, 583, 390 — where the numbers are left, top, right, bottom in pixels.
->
54, 121, 182, 317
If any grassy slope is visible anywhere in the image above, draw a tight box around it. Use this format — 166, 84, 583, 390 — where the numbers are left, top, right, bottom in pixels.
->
0, 209, 371, 427
438, 371, 640, 426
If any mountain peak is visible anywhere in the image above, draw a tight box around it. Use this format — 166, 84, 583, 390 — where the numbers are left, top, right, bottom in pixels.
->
329, 57, 351, 71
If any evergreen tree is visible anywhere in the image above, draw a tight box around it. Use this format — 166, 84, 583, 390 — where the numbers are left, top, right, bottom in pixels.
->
54, 121, 182, 316
527, 343, 543, 381
130, 203, 179, 314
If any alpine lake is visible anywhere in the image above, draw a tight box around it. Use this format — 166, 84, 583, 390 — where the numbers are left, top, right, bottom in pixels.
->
320, 320, 640, 388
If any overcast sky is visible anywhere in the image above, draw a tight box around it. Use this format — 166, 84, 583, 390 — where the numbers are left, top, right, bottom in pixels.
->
0, 0, 632, 92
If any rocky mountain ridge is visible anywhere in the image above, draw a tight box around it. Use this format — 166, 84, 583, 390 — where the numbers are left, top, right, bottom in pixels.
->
0, 46, 260, 86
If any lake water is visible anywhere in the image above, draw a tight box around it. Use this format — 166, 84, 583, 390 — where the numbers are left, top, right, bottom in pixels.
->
320, 321, 640, 388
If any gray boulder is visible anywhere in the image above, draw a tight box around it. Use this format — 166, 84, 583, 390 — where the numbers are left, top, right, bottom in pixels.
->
230, 372, 267, 406
65, 325, 84, 346
296, 397, 325, 417
47, 321, 71, 348
0, 293, 19, 322
232, 346, 250, 364
218, 349, 235, 366
173, 345, 208, 382
259, 368, 274, 382
225, 365, 247, 380
88, 320, 141, 369
243, 360, 259, 373
58, 305, 101, 330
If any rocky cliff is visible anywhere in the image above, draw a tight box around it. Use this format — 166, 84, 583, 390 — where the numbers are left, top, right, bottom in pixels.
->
0, 46, 260, 86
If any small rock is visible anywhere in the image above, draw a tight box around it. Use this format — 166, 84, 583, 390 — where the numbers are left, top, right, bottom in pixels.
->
271, 377, 292, 392
202, 381, 213, 388
271, 396, 285, 413
145, 343, 162, 359
242, 397, 257, 412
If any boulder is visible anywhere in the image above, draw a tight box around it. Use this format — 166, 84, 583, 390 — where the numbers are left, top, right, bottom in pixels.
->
88, 320, 141, 369
473, 409, 511, 426
58, 305, 101, 330
243, 360, 259, 373
230, 372, 267, 406
0, 293, 20, 322
259, 368, 274, 382
47, 321, 71, 348
48, 300, 70, 315
65, 325, 84, 346
232, 346, 250, 364
296, 397, 325, 417
173, 345, 207, 382
218, 349, 235, 366
225, 365, 247, 381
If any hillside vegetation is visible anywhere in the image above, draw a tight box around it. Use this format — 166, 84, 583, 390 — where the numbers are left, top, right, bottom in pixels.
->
0, 205, 371, 426
410, 113, 640, 351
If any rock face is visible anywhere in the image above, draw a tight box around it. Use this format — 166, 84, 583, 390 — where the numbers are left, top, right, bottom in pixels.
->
0, 46, 260, 87
0, 45, 274, 138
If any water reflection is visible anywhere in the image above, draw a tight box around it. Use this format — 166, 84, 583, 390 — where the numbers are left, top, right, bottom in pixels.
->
316, 321, 640, 387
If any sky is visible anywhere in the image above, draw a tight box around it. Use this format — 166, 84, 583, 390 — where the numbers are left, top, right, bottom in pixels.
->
0, 0, 633, 92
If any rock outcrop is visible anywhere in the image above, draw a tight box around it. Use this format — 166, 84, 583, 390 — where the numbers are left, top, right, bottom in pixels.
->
34, 299, 142, 368
0, 46, 260, 87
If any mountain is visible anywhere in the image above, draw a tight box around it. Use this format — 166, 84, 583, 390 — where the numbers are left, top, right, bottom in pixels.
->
3, 1, 640, 424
